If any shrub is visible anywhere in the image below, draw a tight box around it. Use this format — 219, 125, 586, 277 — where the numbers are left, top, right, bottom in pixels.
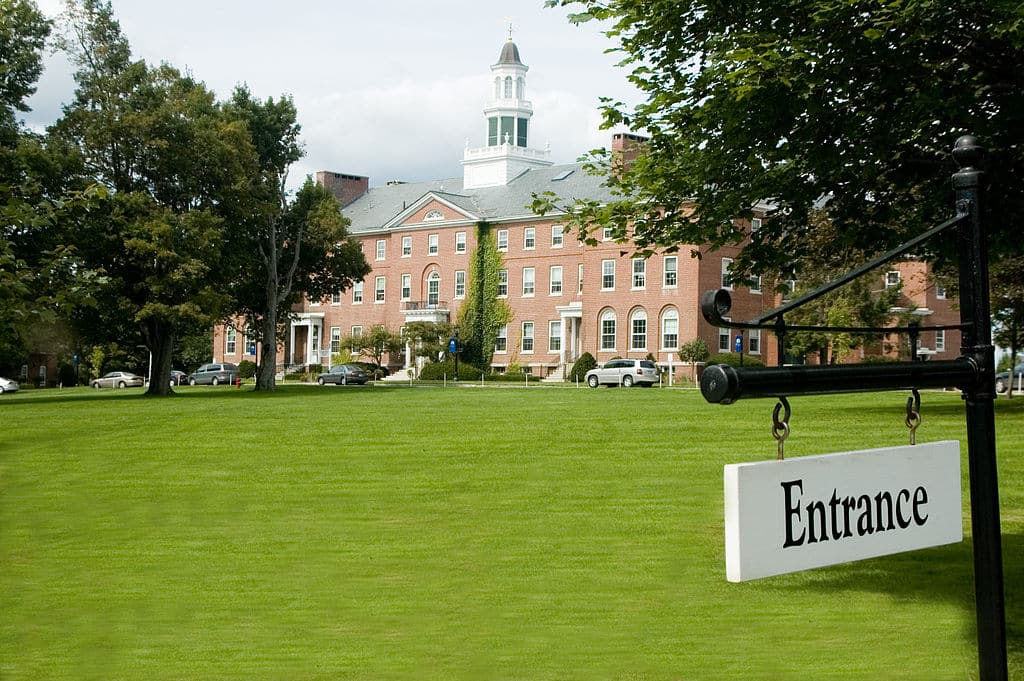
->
238, 360, 257, 379
566, 352, 597, 383
707, 353, 765, 368
352, 362, 389, 379
417, 361, 482, 381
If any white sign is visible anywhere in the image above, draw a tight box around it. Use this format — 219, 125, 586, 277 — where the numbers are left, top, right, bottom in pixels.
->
724, 441, 962, 582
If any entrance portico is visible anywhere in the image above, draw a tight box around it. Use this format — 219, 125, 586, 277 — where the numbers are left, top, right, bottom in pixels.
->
557, 302, 583, 371
290, 313, 325, 366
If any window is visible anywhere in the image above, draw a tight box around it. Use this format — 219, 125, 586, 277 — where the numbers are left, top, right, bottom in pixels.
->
782, 279, 797, 302
751, 217, 762, 233
454, 270, 466, 299
330, 327, 341, 353
721, 257, 734, 290
661, 309, 679, 350
522, 321, 534, 352
497, 269, 508, 297
309, 295, 321, 306
455, 231, 467, 253
225, 327, 237, 354
427, 272, 440, 306
551, 225, 563, 247
516, 77, 524, 98
749, 274, 762, 294
497, 229, 508, 251
353, 281, 363, 304
602, 259, 615, 290
600, 310, 617, 350
428, 234, 439, 255
549, 320, 562, 352
425, 210, 443, 221
936, 285, 947, 300
352, 325, 362, 337
503, 76, 512, 98
495, 324, 508, 352
374, 276, 386, 303
376, 239, 386, 260
550, 266, 563, 295
602, 227, 613, 241
331, 291, 341, 305
886, 270, 901, 288
524, 227, 536, 249
401, 274, 411, 301
719, 319, 732, 352
936, 329, 946, 352
749, 329, 761, 354
631, 309, 648, 350
578, 264, 584, 293
522, 267, 535, 296
663, 256, 678, 287
632, 258, 646, 289
402, 236, 412, 257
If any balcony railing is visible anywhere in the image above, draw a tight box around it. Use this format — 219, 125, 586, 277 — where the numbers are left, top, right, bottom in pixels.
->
402, 300, 449, 311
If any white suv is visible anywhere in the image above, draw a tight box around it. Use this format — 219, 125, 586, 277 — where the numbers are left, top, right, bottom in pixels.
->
585, 359, 659, 388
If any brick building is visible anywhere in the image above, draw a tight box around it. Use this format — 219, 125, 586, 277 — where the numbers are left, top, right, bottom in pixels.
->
211, 38, 959, 378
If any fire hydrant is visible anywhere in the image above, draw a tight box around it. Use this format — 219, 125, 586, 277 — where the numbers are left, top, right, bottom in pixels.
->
236, 376, 241, 389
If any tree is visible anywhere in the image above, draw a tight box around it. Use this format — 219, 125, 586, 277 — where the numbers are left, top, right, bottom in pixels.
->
403, 321, 455, 365
540, 1, 1024, 276
678, 337, 709, 382
222, 88, 369, 392
51, 0, 255, 395
340, 326, 403, 372
992, 258, 1024, 397
0, 0, 50, 132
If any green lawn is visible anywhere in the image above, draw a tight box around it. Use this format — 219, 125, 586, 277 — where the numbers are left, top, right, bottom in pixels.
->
1, 384, 1021, 680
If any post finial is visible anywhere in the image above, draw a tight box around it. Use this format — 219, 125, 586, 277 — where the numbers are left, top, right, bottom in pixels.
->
507, 18, 514, 41
953, 134, 983, 169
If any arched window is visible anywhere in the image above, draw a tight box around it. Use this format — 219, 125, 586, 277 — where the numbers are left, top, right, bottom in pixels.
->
424, 210, 443, 221
516, 77, 524, 98
630, 308, 648, 350
427, 272, 441, 307
494, 77, 501, 99
661, 308, 679, 350
503, 76, 513, 98
600, 309, 617, 351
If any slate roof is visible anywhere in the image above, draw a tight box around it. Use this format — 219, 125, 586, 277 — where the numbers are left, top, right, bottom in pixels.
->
342, 162, 619, 234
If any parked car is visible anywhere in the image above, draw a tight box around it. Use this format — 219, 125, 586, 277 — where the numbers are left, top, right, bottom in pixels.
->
91, 371, 145, 389
170, 370, 188, 386
188, 363, 238, 386
316, 364, 369, 385
995, 362, 1024, 394
585, 358, 659, 388
0, 376, 19, 394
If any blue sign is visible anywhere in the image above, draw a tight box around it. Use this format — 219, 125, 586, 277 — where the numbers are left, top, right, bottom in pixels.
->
72, 354, 79, 366
249, 343, 256, 355
448, 338, 458, 354
734, 335, 743, 353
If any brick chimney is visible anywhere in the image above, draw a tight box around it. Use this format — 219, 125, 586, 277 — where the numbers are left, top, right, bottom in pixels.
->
611, 132, 648, 175
315, 171, 369, 207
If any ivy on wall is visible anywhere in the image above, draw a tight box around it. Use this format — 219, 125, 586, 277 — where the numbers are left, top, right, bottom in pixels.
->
456, 222, 511, 368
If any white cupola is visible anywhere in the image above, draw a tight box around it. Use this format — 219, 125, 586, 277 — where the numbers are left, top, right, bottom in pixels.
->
462, 36, 552, 189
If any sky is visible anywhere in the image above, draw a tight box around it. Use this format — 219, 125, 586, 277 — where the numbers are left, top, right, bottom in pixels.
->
24, 0, 641, 190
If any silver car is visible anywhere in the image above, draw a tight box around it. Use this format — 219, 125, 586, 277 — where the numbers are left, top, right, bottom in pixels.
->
585, 358, 659, 388
0, 376, 19, 394
91, 371, 145, 389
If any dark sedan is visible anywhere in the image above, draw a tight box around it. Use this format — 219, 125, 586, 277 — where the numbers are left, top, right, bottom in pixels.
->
316, 364, 368, 385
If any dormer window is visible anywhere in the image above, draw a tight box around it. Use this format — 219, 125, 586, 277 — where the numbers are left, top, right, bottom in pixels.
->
425, 210, 444, 221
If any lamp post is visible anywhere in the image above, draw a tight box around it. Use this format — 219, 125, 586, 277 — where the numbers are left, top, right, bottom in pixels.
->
453, 325, 460, 382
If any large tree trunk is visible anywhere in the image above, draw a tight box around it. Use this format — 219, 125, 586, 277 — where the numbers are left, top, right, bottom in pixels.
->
143, 317, 175, 396
255, 310, 277, 391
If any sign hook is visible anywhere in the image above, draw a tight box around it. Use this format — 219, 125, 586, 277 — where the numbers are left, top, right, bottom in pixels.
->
905, 389, 922, 445
772, 396, 791, 460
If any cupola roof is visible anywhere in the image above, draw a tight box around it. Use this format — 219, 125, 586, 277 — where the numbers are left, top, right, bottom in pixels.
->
497, 40, 522, 65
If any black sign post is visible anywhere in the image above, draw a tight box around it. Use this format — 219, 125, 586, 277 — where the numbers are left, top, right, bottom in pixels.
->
699, 136, 1006, 681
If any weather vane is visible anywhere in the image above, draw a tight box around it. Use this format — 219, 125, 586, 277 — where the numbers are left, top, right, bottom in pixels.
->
507, 18, 514, 41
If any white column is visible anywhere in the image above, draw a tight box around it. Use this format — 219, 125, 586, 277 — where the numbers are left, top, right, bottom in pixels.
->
289, 323, 297, 366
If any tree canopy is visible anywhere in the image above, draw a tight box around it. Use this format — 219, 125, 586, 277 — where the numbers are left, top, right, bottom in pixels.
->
541, 0, 1024, 277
